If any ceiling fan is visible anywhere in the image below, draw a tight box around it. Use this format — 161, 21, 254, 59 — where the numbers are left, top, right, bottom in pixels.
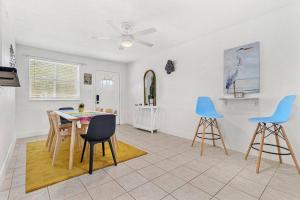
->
92, 21, 156, 50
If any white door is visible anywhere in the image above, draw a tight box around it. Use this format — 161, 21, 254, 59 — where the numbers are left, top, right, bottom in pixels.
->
95, 71, 120, 124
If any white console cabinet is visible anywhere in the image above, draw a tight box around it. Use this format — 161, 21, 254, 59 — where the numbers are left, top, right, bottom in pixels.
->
133, 105, 159, 133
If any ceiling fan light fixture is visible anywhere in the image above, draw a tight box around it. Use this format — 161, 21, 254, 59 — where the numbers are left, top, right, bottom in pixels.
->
121, 39, 133, 48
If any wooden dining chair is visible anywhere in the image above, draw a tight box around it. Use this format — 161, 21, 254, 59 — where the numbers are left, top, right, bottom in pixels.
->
104, 108, 114, 113
96, 107, 104, 112
46, 110, 78, 153
50, 112, 83, 166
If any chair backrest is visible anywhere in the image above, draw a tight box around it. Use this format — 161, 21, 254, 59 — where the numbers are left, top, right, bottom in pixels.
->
86, 115, 116, 140
271, 95, 296, 123
47, 110, 53, 131
50, 112, 60, 136
195, 96, 218, 116
96, 107, 104, 112
58, 107, 74, 124
104, 108, 114, 114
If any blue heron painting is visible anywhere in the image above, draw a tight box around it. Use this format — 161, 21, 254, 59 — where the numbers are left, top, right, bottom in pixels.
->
224, 42, 260, 94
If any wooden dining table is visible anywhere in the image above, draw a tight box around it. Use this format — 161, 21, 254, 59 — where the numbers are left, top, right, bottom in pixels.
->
54, 110, 115, 170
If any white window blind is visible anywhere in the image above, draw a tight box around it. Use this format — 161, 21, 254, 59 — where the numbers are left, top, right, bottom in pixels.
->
29, 58, 80, 100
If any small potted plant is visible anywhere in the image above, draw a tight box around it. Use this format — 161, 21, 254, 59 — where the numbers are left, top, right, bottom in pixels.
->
78, 103, 84, 112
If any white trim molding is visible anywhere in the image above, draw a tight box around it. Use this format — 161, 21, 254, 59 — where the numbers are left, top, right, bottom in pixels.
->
0, 138, 16, 184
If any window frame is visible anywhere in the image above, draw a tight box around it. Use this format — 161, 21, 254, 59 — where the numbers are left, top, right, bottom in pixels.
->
28, 57, 81, 101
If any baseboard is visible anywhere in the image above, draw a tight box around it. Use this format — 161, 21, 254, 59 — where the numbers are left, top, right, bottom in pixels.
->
0, 137, 16, 184
16, 129, 48, 139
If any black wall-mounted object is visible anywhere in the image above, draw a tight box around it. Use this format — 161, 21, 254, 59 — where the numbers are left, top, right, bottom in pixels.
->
165, 60, 175, 74
0, 66, 20, 87
96, 94, 100, 104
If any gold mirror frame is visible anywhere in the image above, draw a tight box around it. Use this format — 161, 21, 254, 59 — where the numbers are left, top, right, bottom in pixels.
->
143, 70, 156, 106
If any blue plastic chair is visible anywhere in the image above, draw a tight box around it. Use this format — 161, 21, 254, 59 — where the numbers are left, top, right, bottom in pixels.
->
192, 97, 228, 156
195, 97, 223, 119
245, 95, 300, 174
249, 95, 296, 124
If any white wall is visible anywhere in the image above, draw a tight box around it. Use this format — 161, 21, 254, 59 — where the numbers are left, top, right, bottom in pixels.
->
15, 45, 128, 138
0, 0, 16, 183
127, 3, 300, 164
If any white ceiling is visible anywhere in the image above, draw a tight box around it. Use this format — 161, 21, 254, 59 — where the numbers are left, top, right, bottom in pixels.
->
7, 0, 297, 63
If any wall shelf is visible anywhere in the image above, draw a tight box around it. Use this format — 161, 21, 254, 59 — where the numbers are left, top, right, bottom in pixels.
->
219, 97, 259, 105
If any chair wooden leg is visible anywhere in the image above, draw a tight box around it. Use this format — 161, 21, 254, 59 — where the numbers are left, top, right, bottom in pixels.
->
280, 126, 300, 174
214, 119, 228, 155
274, 124, 282, 163
256, 123, 266, 173
108, 139, 117, 166
47, 128, 54, 152
210, 119, 216, 147
192, 118, 202, 147
52, 135, 62, 166
80, 139, 87, 162
200, 118, 206, 156
245, 123, 260, 160
46, 128, 51, 147
89, 143, 94, 174
50, 134, 57, 157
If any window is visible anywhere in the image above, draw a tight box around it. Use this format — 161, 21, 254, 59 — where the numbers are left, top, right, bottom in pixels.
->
29, 58, 80, 100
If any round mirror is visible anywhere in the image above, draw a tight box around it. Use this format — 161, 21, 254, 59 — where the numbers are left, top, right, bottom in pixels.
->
144, 70, 156, 106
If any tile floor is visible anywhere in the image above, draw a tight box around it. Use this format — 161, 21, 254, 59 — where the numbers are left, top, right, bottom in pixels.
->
1, 125, 300, 200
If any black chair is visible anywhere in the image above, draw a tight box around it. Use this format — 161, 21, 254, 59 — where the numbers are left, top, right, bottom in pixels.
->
80, 114, 117, 174
58, 107, 74, 125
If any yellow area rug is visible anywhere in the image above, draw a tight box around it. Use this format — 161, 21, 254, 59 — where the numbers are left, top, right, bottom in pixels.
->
26, 139, 147, 193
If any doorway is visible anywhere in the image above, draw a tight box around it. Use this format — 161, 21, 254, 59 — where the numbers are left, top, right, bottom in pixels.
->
95, 70, 120, 124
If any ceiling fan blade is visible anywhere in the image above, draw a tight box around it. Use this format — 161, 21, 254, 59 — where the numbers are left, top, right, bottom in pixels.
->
91, 36, 115, 40
132, 28, 156, 36
106, 20, 121, 34
134, 39, 154, 47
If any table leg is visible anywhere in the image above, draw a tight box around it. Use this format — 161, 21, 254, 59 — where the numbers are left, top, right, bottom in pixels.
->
69, 121, 77, 170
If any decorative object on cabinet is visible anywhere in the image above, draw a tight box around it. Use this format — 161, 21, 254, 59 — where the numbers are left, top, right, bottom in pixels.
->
144, 70, 156, 106
224, 42, 260, 94
133, 105, 159, 133
165, 60, 175, 74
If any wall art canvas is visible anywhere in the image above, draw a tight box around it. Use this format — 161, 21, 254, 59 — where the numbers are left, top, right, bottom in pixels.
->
224, 42, 260, 94
84, 73, 92, 85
